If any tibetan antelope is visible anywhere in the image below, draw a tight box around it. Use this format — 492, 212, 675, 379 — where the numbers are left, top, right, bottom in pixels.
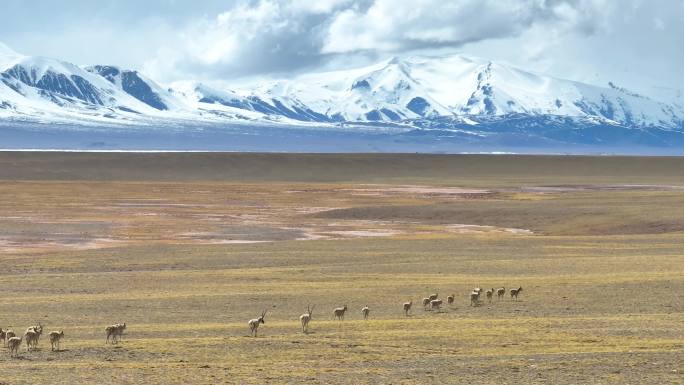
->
24, 324, 43, 351
428, 293, 439, 301
361, 306, 370, 320
300, 305, 314, 333
333, 305, 348, 320
5, 329, 16, 347
49, 330, 64, 351
430, 299, 443, 311
24, 330, 39, 351
0, 328, 5, 346
510, 287, 523, 300
248, 310, 267, 337
105, 325, 117, 344
470, 290, 481, 306
486, 288, 494, 303
403, 300, 412, 316
422, 297, 431, 310
496, 287, 506, 300
8, 336, 22, 357
105, 323, 126, 344
447, 294, 455, 306
115, 323, 126, 342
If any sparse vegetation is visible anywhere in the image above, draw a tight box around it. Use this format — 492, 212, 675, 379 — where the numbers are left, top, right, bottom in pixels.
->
0, 153, 682, 384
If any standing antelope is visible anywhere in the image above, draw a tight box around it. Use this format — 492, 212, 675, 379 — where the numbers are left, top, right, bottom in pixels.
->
361, 305, 370, 320
8, 336, 22, 357
470, 291, 481, 306
105, 323, 126, 344
25, 329, 39, 351
300, 305, 314, 333
115, 323, 126, 342
486, 288, 494, 303
510, 287, 523, 300
105, 325, 117, 344
24, 324, 43, 351
5, 329, 16, 347
403, 300, 412, 316
447, 294, 455, 306
430, 299, 443, 311
0, 328, 5, 345
49, 330, 64, 351
248, 310, 267, 337
333, 305, 348, 320
422, 297, 431, 310
496, 287, 506, 300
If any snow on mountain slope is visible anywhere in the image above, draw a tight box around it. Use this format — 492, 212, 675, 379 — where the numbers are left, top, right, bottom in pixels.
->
0, 55, 175, 118
85, 65, 189, 111
0, 41, 683, 146
250, 57, 452, 122
0, 52, 266, 125
170, 81, 335, 123
251, 54, 683, 128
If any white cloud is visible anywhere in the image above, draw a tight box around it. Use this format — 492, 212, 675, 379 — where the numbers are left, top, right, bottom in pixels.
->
1, 0, 683, 93
322, 1, 532, 53
143, 0, 348, 81
144, 0, 620, 83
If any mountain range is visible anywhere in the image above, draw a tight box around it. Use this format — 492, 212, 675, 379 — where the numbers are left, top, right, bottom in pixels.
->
1, 42, 683, 152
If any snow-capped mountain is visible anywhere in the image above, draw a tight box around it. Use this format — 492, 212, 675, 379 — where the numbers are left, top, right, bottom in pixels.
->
0, 50, 178, 124
1, 42, 683, 151
250, 55, 683, 128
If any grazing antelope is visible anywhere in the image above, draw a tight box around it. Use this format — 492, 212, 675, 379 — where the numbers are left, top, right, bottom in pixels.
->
300, 305, 314, 333
447, 294, 455, 306
8, 336, 22, 357
486, 288, 494, 303
510, 287, 523, 300
49, 330, 64, 351
422, 297, 431, 310
403, 300, 412, 316
470, 291, 481, 306
333, 305, 348, 320
428, 293, 439, 301
248, 310, 267, 337
430, 299, 443, 311
361, 306, 370, 320
496, 287, 506, 300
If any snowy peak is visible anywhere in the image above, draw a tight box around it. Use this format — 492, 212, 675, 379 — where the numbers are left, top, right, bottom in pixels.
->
1, 56, 119, 107
85, 65, 179, 111
344, 57, 451, 120
1, 48, 683, 149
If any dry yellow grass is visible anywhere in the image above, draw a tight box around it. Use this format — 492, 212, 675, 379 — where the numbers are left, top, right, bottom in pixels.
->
0, 153, 682, 384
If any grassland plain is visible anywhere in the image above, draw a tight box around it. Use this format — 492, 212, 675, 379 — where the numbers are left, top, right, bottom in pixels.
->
0, 153, 682, 384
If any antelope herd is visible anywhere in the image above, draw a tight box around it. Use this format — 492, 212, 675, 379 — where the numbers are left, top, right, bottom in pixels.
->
3, 286, 523, 356
1, 326, 63, 354
243, 285, 523, 337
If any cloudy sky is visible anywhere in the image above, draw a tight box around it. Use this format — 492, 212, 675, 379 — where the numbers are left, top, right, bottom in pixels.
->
0, 0, 681, 93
